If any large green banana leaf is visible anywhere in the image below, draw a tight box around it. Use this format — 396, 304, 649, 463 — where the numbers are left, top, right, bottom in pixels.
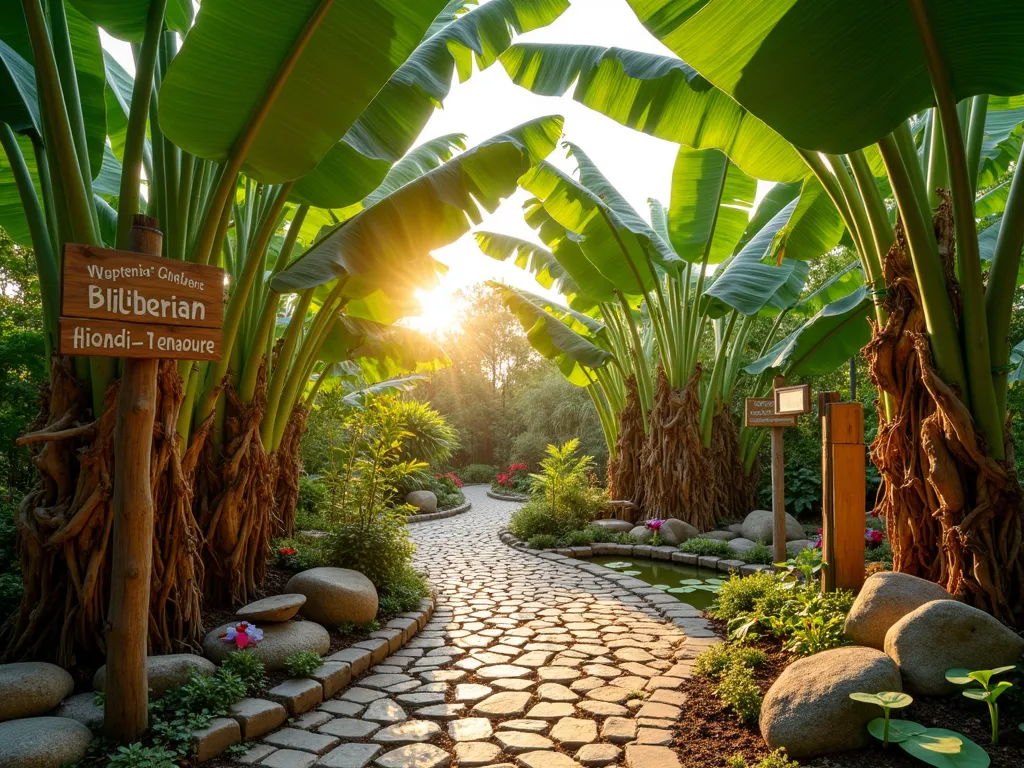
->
495, 282, 613, 385
667, 146, 756, 263
320, 317, 450, 381
339, 373, 428, 408
492, 280, 605, 340
68, 0, 193, 41
158, 0, 446, 184
791, 260, 864, 318
629, 0, 1024, 153
0, 39, 39, 134
499, 42, 805, 181
272, 115, 564, 294
475, 231, 578, 297
977, 217, 1024, 284
0, 130, 39, 244
1009, 340, 1024, 387
745, 286, 873, 377
701, 251, 796, 318
290, 0, 567, 209
734, 177, 844, 264
977, 105, 1024, 190
735, 180, 800, 252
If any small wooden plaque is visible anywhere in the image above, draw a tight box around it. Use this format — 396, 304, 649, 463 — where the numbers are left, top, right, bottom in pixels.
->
62, 243, 225, 328
59, 316, 221, 361
744, 397, 797, 428
774, 384, 812, 415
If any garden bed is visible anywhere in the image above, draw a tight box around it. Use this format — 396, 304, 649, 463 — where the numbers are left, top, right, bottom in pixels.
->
405, 500, 472, 524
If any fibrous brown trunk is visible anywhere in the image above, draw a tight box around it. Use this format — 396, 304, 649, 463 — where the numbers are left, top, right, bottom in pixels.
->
639, 366, 755, 529
867, 196, 1024, 627
608, 375, 644, 506
196, 361, 276, 606
4, 359, 204, 665
273, 404, 308, 539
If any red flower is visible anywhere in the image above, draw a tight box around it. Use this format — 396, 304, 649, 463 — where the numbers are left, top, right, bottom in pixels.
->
508, 463, 528, 474
278, 546, 297, 556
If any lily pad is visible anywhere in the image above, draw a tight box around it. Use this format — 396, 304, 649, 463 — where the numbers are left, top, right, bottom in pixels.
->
622, 570, 641, 576
900, 728, 990, 768
652, 584, 672, 590
867, 718, 926, 744
604, 562, 633, 569
679, 579, 704, 585
667, 586, 697, 594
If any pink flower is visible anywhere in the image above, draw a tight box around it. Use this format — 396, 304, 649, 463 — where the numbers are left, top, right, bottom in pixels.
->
865, 529, 884, 546
645, 519, 664, 530
278, 546, 297, 556
221, 621, 264, 649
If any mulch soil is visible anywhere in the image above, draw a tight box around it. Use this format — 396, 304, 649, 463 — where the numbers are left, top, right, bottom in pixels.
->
675, 618, 1024, 768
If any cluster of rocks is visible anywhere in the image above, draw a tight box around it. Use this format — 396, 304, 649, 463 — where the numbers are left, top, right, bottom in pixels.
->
204, 567, 380, 671
600, 508, 813, 555
760, 572, 1024, 757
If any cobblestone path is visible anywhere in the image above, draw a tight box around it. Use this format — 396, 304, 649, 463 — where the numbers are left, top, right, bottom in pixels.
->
242, 486, 714, 768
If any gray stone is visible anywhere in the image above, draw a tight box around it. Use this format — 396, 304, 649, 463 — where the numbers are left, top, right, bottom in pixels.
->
0, 716, 92, 767
658, 519, 699, 546
372, 720, 441, 744
406, 490, 438, 513
760, 646, 902, 757
453, 741, 502, 767
49, 692, 103, 731
600, 717, 635, 743
94, 653, 216, 701
319, 742, 382, 768
237, 593, 307, 622
415, 703, 466, 719
375, 743, 451, 768
516, 752, 584, 768
202, 620, 330, 671
328, 647, 373, 675
702, 530, 737, 541
786, 539, 812, 555
319, 718, 380, 740
234, 743, 278, 765
740, 509, 803, 542
628, 526, 654, 544
624, 745, 682, 768
261, 749, 317, 768
448, 717, 493, 742
0, 662, 74, 721
550, 717, 597, 749
363, 698, 407, 723
472, 691, 531, 716
229, 697, 288, 739
495, 730, 554, 752
591, 519, 633, 533
726, 538, 757, 555
575, 743, 621, 767
885, 599, 1024, 695
268, 677, 323, 715
192, 716, 240, 762
286, 567, 378, 626
264, 727, 339, 755
844, 572, 953, 650
310, 661, 352, 698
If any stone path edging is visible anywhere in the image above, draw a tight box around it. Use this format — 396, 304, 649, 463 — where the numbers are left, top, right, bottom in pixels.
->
405, 501, 472, 525
195, 596, 437, 763
486, 490, 529, 502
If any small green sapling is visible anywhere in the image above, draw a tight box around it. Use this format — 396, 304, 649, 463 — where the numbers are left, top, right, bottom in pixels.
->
945, 666, 1016, 745
849, 691, 914, 746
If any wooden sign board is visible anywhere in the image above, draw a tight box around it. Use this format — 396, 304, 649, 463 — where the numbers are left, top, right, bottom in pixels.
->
744, 397, 797, 428
59, 243, 224, 361
775, 383, 812, 415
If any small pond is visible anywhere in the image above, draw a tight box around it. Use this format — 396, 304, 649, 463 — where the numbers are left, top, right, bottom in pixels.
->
589, 555, 725, 610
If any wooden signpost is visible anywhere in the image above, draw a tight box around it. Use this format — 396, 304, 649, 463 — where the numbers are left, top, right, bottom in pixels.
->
61, 218, 223, 742
745, 378, 811, 563
820, 397, 866, 592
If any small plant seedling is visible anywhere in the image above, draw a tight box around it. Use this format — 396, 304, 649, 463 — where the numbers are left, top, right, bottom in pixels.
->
849, 691, 914, 745
945, 666, 1016, 745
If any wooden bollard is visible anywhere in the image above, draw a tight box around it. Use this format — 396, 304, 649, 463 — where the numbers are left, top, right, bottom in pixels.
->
824, 401, 866, 592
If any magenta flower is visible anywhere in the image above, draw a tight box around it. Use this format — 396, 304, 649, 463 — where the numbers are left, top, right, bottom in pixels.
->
221, 621, 263, 649
645, 519, 664, 531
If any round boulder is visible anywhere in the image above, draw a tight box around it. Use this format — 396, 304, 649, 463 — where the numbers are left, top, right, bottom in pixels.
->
50, 692, 103, 732
844, 572, 952, 650
406, 490, 437, 513
786, 540, 812, 555
93, 653, 216, 699
592, 519, 633, 533
727, 538, 758, 556
703, 529, 737, 541
629, 526, 654, 544
658, 519, 699, 546
884, 599, 1024, 695
0, 662, 73, 722
760, 646, 902, 758
741, 509, 804, 543
0, 717, 92, 767
203, 620, 330, 672
285, 567, 378, 626
237, 593, 307, 623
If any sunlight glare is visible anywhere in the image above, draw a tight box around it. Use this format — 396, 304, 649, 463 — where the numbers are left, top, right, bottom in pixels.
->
403, 287, 464, 338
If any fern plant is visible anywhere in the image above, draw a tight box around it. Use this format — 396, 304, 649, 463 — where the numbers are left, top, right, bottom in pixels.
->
530, 438, 594, 515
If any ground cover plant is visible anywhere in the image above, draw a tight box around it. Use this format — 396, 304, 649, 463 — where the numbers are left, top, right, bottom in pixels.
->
457, 464, 498, 484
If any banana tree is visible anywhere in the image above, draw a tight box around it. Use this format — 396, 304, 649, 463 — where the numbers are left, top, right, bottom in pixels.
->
620, 0, 1024, 625
0, 0, 570, 662
480, 142, 846, 528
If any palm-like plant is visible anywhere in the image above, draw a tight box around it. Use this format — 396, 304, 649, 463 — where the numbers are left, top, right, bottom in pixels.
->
0, 0, 569, 662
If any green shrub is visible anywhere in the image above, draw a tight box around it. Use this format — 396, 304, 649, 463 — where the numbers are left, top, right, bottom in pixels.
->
336, 619, 379, 636
865, 539, 893, 565
726, 755, 749, 768
0, 497, 21, 623
220, 650, 267, 694
739, 542, 774, 565
694, 643, 766, 678
585, 525, 616, 543
295, 475, 330, 530
527, 533, 559, 549
716, 663, 763, 723
106, 743, 178, 768
612, 531, 637, 544
271, 535, 329, 572
457, 464, 497, 483
711, 572, 784, 622
561, 528, 596, 547
286, 651, 323, 677
757, 749, 800, 768
158, 670, 247, 716
679, 537, 732, 557
328, 510, 415, 591
378, 565, 430, 615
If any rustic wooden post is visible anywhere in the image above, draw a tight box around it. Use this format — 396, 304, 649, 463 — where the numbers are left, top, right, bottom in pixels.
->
819, 391, 841, 592
104, 215, 162, 742
770, 375, 787, 564
827, 401, 866, 592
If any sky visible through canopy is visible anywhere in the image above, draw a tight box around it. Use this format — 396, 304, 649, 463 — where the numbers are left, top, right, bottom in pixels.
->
104, 0, 719, 335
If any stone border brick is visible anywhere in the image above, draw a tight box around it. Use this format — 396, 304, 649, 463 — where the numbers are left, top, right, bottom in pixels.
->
405, 501, 473, 524
486, 490, 529, 502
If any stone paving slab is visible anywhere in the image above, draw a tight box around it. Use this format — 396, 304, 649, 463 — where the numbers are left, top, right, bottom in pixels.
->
228, 487, 707, 766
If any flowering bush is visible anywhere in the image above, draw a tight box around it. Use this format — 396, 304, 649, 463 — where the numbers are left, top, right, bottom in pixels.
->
438, 472, 463, 488
493, 462, 532, 495
278, 546, 297, 557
